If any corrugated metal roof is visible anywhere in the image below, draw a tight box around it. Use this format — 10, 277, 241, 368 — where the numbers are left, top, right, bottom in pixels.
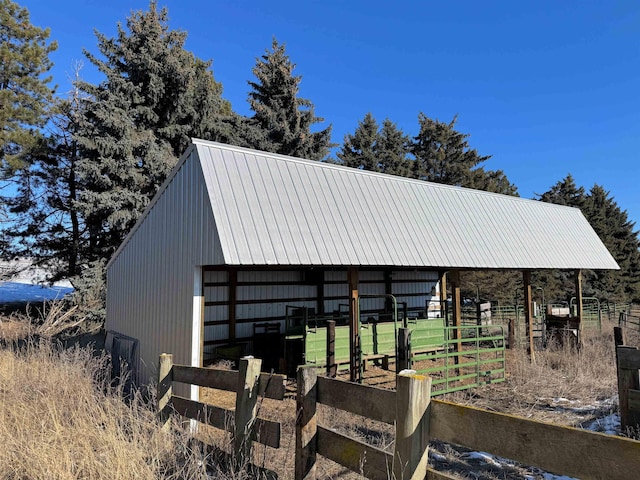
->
190, 139, 618, 270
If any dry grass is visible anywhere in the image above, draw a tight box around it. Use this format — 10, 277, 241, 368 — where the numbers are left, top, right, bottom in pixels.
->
0, 313, 32, 342
0, 339, 233, 479
444, 320, 622, 427
0, 308, 633, 480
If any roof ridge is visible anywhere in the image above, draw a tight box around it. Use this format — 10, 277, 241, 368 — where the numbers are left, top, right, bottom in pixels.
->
191, 138, 582, 214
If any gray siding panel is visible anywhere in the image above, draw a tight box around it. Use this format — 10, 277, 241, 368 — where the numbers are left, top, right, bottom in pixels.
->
106, 150, 224, 386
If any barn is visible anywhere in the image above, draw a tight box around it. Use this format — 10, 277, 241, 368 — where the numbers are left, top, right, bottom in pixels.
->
105, 139, 619, 397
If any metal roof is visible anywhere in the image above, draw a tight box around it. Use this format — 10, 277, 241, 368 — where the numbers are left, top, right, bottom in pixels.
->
191, 139, 619, 270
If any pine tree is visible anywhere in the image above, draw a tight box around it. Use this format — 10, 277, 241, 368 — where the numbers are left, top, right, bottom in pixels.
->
74, 1, 231, 260
537, 174, 585, 208
536, 176, 640, 303
247, 38, 332, 160
337, 114, 411, 175
8, 67, 87, 281
582, 185, 640, 302
336, 113, 379, 170
467, 167, 518, 196
412, 113, 490, 186
0, 0, 57, 173
376, 119, 411, 176
411, 113, 517, 195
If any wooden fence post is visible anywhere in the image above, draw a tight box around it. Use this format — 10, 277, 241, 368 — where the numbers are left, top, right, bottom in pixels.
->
158, 353, 173, 431
296, 366, 317, 480
507, 319, 515, 350
234, 356, 262, 466
394, 370, 432, 480
327, 320, 336, 378
616, 345, 640, 431
397, 327, 411, 373
615, 326, 625, 348
619, 311, 626, 327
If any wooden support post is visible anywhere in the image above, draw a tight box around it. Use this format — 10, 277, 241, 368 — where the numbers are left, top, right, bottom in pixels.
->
439, 271, 448, 321
348, 267, 360, 383
229, 269, 238, 340
234, 356, 262, 465
296, 366, 318, 480
523, 271, 535, 363
394, 371, 432, 480
326, 320, 336, 378
158, 353, 173, 431
575, 269, 584, 342
507, 319, 516, 350
397, 327, 411, 373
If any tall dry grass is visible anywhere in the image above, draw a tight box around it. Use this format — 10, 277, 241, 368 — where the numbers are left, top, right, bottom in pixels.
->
445, 321, 622, 426
0, 340, 218, 480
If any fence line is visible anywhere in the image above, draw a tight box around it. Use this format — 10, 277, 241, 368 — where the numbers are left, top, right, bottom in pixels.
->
158, 354, 286, 466
619, 311, 640, 330
160, 352, 640, 480
296, 366, 432, 480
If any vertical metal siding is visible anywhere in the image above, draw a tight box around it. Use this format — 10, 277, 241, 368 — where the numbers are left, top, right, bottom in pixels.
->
106, 150, 224, 387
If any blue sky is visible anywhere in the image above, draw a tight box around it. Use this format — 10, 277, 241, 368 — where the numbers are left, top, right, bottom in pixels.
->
26, 0, 640, 226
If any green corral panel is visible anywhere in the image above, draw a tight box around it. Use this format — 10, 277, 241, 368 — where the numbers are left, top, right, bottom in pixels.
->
304, 317, 448, 367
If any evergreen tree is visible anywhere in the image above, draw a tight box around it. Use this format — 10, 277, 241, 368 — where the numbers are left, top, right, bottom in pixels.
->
336, 113, 379, 170
337, 113, 411, 175
411, 113, 517, 194
467, 167, 518, 196
376, 119, 411, 176
8, 69, 87, 281
0, 0, 57, 173
537, 174, 585, 208
582, 185, 640, 302
412, 113, 489, 186
536, 176, 640, 303
74, 1, 231, 260
247, 38, 332, 160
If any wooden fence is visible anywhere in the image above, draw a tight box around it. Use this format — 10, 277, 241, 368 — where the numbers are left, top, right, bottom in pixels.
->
158, 354, 286, 466
296, 366, 432, 480
160, 354, 640, 480
297, 363, 640, 480
614, 326, 640, 431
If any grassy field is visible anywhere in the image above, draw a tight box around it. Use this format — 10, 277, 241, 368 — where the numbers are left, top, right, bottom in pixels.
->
0, 304, 635, 479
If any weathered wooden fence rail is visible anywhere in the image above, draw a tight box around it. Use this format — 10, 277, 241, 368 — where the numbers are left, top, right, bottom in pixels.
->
296, 366, 432, 480
158, 354, 286, 464
430, 400, 640, 480
160, 353, 640, 480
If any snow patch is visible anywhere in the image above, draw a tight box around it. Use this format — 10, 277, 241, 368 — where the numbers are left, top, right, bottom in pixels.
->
0, 282, 73, 303
584, 413, 620, 435
463, 451, 502, 467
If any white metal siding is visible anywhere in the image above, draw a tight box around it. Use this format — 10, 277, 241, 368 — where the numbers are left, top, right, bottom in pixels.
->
106, 150, 224, 387
391, 270, 440, 317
